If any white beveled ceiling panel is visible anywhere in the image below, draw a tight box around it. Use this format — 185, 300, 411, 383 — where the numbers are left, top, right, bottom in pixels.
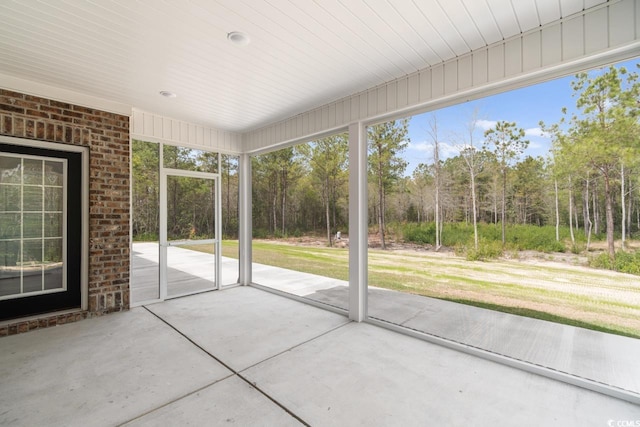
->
0, 0, 608, 132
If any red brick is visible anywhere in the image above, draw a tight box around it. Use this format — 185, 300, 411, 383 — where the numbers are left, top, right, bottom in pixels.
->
39, 105, 62, 114
49, 100, 72, 109
36, 121, 45, 139
50, 114, 74, 123
45, 122, 55, 140
14, 116, 24, 136
25, 109, 49, 119
2, 115, 12, 133
0, 104, 25, 114
24, 94, 46, 103
25, 119, 35, 137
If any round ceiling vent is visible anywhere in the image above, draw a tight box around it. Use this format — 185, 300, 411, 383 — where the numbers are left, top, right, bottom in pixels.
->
227, 31, 250, 46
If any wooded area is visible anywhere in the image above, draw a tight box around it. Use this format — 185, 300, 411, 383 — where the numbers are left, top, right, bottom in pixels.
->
251, 65, 640, 260
131, 142, 239, 241
133, 65, 640, 263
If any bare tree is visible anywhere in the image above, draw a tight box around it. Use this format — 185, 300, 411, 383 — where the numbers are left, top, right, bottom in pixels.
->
426, 115, 443, 250
457, 111, 483, 250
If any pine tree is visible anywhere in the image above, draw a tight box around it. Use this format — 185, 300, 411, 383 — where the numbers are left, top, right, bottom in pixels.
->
368, 120, 409, 249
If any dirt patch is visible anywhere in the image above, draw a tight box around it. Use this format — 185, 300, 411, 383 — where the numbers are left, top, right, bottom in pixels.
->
276, 233, 456, 252
512, 250, 589, 267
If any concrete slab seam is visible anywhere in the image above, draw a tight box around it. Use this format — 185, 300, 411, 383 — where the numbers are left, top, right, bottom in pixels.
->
142, 305, 311, 426
116, 375, 235, 426
238, 320, 353, 374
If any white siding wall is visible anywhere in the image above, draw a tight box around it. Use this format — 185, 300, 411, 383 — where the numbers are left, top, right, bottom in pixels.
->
242, 0, 640, 152
131, 109, 242, 153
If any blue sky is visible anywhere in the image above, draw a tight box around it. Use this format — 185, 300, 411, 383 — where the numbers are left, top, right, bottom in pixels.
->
402, 58, 639, 176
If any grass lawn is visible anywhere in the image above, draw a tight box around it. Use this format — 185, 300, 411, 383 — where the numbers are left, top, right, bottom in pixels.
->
212, 239, 640, 338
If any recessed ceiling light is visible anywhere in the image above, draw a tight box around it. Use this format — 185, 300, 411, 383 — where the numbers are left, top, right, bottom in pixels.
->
159, 90, 177, 98
227, 31, 250, 46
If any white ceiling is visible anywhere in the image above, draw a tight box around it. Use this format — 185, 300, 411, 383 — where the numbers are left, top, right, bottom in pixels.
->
0, 0, 606, 132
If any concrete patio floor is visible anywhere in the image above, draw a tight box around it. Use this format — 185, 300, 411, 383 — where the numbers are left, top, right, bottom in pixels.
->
130, 243, 640, 399
1, 286, 639, 426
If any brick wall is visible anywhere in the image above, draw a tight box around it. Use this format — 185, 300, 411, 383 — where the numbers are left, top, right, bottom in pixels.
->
0, 89, 130, 336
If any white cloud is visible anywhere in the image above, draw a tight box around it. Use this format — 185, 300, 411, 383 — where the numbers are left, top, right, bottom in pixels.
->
524, 127, 549, 138
408, 141, 431, 152
476, 119, 497, 131
408, 141, 459, 159
440, 143, 460, 158
528, 141, 543, 150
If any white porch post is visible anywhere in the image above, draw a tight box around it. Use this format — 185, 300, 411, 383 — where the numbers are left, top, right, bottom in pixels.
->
238, 152, 252, 285
348, 122, 367, 322
158, 145, 168, 300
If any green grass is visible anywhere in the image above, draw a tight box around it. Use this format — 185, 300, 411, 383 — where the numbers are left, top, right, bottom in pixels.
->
590, 250, 640, 274
200, 239, 640, 338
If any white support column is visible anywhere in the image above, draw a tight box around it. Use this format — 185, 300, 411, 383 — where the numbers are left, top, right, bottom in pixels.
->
158, 145, 168, 300
215, 159, 222, 290
348, 122, 367, 322
238, 152, 252, 285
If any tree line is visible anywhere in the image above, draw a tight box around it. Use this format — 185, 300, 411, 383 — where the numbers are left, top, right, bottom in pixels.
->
132, 142, 240, 241
252, 65, 640, 260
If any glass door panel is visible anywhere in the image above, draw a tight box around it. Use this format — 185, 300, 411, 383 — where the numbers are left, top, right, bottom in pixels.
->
163, 173, 220, 298
166, 175, 216, 242
131, 140, 160, 304
131, 242, 160, 302
166, 241, 216, 297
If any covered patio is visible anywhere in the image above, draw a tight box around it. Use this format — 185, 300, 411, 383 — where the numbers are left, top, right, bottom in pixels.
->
2, 286, 638, 426
2, 0, 640, 424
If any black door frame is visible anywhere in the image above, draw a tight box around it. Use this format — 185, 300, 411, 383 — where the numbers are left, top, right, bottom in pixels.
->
0, 136, 88, 320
